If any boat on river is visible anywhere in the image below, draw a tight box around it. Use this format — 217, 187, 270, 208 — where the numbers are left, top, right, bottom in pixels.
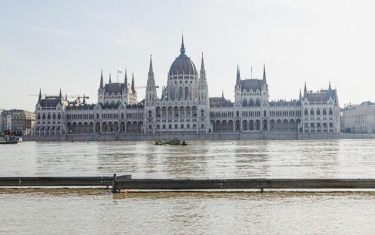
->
155, 139, 188, 146
0, 135, 22, 145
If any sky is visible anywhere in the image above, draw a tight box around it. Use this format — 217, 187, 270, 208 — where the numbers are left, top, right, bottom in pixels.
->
1, 0, 375, 111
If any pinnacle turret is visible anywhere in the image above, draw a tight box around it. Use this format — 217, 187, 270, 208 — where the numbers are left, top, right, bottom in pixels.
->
131, 72, 135, 93
236, 65, 241, 86
38, 88, 42, 103
59, 88, 62, 105
263, 64, 267, 84
200, 53, 206, 76
148, 55, 154, 77
124, 69, 128, 91
100, 70, 104, 89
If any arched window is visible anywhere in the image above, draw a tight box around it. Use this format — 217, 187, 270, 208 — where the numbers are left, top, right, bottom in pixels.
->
249, 98, 254, 106
304, 109, 308, 115
317, 108, 320, 115
242, 98, 248, 106
179, 87, 183, 100
329, 108, 333, 115
323, 108, 327, 115
185, 87, 189, 100
255, 98, 261, 106
148, 110, 152, 118
310, 109, 314, 115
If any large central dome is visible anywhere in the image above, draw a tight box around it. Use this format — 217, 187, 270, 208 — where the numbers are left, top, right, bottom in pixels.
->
168, 36, 197, 76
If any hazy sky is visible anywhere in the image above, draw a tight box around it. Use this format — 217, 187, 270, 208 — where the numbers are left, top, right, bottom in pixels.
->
1, 0, 374, 111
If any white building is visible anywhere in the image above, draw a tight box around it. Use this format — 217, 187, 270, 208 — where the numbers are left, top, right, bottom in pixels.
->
32, 36, 340, 140
341, 101, 375, 133
301, 83, 340, 133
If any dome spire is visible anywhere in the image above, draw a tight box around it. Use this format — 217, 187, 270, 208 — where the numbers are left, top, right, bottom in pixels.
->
180, 34, 185, 55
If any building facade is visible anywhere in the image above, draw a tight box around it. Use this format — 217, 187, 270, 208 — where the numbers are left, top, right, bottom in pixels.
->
1, 110, 12, 133
32, 37, 340, 140
341, 101, 375, 133
1, 109, 35, 136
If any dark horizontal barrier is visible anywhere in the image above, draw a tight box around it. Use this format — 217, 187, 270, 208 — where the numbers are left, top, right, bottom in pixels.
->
113, 178, 375, 191
0, 175, 131, 187
2, 176, 375, 192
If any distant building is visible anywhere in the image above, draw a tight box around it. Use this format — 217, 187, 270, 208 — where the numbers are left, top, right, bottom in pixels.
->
0, 108, 3, 134
11, 109, 35, 136
32, 36, 340, 140
341, 101, 375, 133
1, 110, 12, 133
1, 109, 35, 136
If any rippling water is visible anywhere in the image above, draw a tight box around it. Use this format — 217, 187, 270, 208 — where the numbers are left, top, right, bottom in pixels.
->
1, 139, 375, 234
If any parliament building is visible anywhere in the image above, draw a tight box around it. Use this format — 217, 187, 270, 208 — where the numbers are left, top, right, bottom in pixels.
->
32, 37, 340, 140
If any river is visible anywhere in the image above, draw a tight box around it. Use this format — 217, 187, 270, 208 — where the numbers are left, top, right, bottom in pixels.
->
1, 139, 375, 234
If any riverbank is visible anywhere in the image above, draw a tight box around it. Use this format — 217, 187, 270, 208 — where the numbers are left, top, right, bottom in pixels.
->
23, 131, 348, 141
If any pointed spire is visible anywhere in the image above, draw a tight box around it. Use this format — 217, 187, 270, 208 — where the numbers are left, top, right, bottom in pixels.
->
131, 72, 135, 92
124, 69, 128, 91
180, 34, 185, 55
200, 53, 206, 75
100, 70, 103, 88
148, 54, 154, 77
83, 94, 86, 104
329, 81, 331, 90
263, 64, 267, 84
38, 88, 42, 103
222, 90, 224, 98
58, 88, 62, 105
299, 89, 302, 100
304, 82, 307, 96
236, 65, 241, 86
109, 73, 112, 84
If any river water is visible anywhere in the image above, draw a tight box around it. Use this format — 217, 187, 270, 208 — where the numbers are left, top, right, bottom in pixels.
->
1, 139, 375, 234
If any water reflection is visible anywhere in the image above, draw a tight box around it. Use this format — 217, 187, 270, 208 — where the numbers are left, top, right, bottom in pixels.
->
1, 139, 375, 178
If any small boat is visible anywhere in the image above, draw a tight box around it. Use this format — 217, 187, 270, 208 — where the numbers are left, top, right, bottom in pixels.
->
0, 135, 21, 144
0, 140, 20, 145
155, 139, 188, 146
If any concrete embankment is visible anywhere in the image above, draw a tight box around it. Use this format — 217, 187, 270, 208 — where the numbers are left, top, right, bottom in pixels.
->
24, 131, 346, 142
